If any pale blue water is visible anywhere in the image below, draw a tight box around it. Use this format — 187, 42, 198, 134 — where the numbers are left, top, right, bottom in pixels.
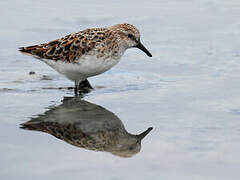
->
1, 0, 240, 179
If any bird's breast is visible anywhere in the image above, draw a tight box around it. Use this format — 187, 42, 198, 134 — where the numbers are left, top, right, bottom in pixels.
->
42, 52, 123, 82
76, 54, 121, 77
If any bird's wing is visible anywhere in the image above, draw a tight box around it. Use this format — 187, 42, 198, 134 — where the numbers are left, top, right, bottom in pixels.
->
19, 28, 110, 63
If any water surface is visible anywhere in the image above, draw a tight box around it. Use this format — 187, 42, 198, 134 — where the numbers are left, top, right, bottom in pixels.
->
1, 0, 240, 179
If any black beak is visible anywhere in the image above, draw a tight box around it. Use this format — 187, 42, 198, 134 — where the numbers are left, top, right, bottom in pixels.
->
135, 41, 152, 57
137, 127, 153, 141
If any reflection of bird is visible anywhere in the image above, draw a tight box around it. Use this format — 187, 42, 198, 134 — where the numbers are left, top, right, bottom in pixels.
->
19, 23, 152, 94
20, 97, 152, 158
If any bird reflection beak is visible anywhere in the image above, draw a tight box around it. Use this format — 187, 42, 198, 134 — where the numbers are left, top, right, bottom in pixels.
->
137, 127, 153, 141
135, 41, 152, 57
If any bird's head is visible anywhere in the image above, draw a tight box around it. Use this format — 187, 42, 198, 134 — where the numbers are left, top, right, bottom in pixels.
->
110, 23, 152, 57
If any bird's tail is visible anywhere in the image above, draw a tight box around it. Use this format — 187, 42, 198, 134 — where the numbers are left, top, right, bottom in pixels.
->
18, 45, 39, 55
20, 119, 45, 131
18, 44, 48, 59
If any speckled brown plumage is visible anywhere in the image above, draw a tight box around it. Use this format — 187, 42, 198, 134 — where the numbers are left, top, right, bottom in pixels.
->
19, 28, 119, 63
19, 23, 152, 95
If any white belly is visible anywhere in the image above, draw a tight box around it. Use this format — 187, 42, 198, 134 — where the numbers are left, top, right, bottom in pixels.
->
43, 55, 121, 82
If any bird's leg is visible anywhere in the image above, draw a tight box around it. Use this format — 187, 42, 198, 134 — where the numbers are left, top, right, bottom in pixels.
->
74, 80, 79, 96
78, 79, 93, 93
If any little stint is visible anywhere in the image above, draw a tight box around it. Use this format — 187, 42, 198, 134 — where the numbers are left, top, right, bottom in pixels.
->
19, 23, 152, 94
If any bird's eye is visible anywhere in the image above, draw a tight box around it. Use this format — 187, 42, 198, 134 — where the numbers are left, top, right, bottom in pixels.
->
128, 34, 133, 39
129, 146, 134, 150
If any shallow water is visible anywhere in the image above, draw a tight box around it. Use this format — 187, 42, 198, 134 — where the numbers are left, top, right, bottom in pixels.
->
1, 0, 240, 179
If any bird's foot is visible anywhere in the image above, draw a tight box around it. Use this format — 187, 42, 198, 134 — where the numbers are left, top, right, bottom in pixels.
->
78, 79, 93, 94
72, 79, 93, 96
